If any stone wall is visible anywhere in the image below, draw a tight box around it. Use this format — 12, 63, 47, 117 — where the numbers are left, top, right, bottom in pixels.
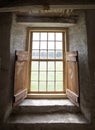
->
85, 10, 95, 125
10, 14, 27, 94
0, 13, 12, 122
68, 12, 91, 121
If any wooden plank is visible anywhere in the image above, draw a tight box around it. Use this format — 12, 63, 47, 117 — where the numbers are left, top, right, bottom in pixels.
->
0, 1, 95, 9
16, 51, 29, 61
13, 89, 27, 106
13, 51, 29, 106
16, 15, 78, 24
66, 51, 78, 61
14, 61, 28, 95
66, 51, 79, 106
66, 89, 79, 107
67, 61, 79, 95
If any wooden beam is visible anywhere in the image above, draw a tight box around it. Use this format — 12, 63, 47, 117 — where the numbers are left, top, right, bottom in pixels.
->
16, 15, 78, 24
0, 5, 95, 12
0, 0, 95, 8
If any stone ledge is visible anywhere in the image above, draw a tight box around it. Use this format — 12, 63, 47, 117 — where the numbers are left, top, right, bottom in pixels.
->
19, 99, 74, 106
7, 113, 88, 124
12, 99, 80, 114
7, 99, 88, 125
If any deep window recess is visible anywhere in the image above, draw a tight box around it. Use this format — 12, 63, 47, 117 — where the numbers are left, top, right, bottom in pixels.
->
29, 30, 66, 95
13, 28, 79, 107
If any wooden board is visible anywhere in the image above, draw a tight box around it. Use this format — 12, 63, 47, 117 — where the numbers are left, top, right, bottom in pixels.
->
66, 51, 79, 106
13, 51, 29, 106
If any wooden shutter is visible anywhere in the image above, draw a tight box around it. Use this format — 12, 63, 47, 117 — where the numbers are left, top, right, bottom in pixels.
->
13, 51, 29, 106
66, 51, 79, 106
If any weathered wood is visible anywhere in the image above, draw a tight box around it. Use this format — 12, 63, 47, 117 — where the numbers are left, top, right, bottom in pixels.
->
13, 51, 29, 106
66, 51, 79, 106
66, 51, 78, 62
13, 89, 27, 106
66, 89, 79, 106
16, 15, 78, 23
0, 0, 95, 8
16, 51, 29, 61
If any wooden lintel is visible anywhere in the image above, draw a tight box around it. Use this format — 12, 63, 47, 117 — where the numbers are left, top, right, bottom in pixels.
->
0, 0, 95, 9
16, 15, 78, 24
0, 4, 95, 13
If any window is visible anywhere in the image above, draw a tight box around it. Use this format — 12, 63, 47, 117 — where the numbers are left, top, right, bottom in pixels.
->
13, 28, 79, 106
28, 29, 67, 97
30, 32, 65, 93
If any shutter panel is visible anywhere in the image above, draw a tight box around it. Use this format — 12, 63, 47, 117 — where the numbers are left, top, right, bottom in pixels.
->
66, 51, 79, 106
13, 51, 29, 106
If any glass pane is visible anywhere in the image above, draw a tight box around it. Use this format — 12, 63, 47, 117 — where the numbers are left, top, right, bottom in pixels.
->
40, 41, 47, 49
48, 82, 54, 91
32, 41, 39, 49
48, 42, 55, 49
32, 50, 39, 59
56, 81, 63, 91
48, 72, 54, 81
41, 32, 47, 40
31, 61, 39, 71
39, 72, 46, 81
30, 81, 38, 91
33, 32, 39, 40
40, 50, 47, 59
56, 62, 63, 71
40, 62, 47, 71
48, 51, 55, 59
56, 51, 62, 59
56, 42, 62, 50
31, 72, 38, 80
56, 72, 63, 80
48, 33, 54, 40
39, 81, 46, 91
56, 33, 62, 41
48, 62, 54, 71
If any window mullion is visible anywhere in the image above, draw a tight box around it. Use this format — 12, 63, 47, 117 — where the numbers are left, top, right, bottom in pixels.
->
46, 32, 48, 92
38, 32, 41, 92
54, 32, 56, 92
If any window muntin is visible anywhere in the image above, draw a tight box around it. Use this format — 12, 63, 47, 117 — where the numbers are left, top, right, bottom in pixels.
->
29, 31, 65, 93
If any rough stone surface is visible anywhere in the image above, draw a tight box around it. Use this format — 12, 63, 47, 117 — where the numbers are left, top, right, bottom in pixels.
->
0, 13, 12, 123
68, 12, 91, 121
7, 113, 87, 124
85, 10, 95, 124
11, 99, 80, 114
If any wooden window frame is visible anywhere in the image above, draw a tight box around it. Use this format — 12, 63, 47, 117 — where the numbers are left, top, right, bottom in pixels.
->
27, 28, 67, 98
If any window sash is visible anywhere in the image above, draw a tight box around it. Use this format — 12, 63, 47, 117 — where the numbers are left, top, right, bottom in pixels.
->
28, 30, 67, 94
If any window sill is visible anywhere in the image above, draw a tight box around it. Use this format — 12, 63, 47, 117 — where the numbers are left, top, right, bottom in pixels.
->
27, 93, 67, 99
7, 99, 88, 125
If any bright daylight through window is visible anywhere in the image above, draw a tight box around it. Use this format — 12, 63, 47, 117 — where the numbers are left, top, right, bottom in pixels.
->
29, 30, 66, 95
